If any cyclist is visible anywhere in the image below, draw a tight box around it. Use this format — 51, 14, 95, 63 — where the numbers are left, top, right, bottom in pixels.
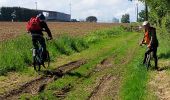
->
140, 21, 159, 70
27, 13, 53, 61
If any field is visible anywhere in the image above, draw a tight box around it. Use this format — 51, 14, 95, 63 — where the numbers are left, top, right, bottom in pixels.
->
0, 22, 170, 100
0, 22, 126, 41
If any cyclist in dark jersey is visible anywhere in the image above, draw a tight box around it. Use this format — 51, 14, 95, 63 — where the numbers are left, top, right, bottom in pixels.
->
140, 21, 159, 70
29, 13, 53, 60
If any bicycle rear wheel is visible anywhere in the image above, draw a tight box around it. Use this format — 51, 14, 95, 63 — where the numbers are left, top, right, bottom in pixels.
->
146, 53, 151, 70
33, 55, 41, 71
46, 51, 50, 68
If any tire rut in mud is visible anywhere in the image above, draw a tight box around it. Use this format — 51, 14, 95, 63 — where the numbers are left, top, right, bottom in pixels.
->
88, 47, 137, 100
0, 60, 86, 100
88, 74, 115, 100
87, 56, 119, 100
52, 56, 116, 100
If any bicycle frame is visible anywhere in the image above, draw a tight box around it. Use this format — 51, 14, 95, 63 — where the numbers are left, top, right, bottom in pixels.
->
33, 47, 45, 71
145, 52, 151, 69
30, 35, 51, 71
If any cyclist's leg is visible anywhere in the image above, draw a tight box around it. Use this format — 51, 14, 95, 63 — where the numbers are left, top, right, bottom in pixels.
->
153, 47, 158, 69
38, 36, 47, 60
32, 36, 39, 55
32, 36, 39, 66
143, 48, 152, 64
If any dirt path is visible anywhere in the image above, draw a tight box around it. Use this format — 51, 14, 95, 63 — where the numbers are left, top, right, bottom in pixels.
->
149, 60, 170, 100
89, 45, 136, 100
89, 74, 117, 100
88, 56, 116, 100
88, 47, 137, 100
0, 60, 86, 100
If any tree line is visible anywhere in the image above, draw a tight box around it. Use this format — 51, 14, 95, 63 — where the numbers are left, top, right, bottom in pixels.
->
0, 7, 40, 21
139, 0, 170, 33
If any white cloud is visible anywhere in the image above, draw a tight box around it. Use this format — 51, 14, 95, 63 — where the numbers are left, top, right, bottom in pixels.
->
0, 0, 144, 22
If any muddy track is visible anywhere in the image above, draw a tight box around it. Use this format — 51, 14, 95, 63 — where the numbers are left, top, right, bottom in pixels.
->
149, 60, 170, 100
53, 84, 73, 100
88, 47, 137, 100
88, 56, 119, 100
89, 74, 115, 100
0, 60, 86, 100
86, 55, 116, 79
50, 56, 116, 100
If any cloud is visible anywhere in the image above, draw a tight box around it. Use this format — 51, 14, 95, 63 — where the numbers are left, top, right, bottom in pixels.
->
0, 0, 144, 22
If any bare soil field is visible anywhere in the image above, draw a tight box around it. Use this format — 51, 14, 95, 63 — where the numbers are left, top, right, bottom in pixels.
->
0, 22, 126, 41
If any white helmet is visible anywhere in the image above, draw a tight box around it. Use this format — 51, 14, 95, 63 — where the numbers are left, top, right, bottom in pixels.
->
142, 21, 150, 26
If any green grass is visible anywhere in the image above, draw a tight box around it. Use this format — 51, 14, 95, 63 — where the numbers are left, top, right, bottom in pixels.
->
119, 46, 148, 100
2, 25, 156, 99
23, 31, 139, 100
64, 33, 139, 100
143, 29, 170, 99
0, 33, 88, 75
0, 27, 125, 75
119, 28, 170, 100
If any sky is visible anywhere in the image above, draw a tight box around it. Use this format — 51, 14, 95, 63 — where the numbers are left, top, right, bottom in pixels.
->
0, 0, 144, 22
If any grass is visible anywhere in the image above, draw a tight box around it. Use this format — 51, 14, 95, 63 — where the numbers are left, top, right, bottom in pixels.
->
143, 29, 170, 99
119, 46, 148, 100
0, 27, 125, 75
64, 33, 139, 100
21, 31, 139, 99
2, 25, 161, 99
0, 33, 88, 75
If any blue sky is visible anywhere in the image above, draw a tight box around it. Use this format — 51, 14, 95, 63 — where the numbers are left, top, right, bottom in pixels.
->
0, 0, 144, 22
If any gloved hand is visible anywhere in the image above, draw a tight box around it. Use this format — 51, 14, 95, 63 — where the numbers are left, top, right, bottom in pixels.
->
147, 44, 151, 48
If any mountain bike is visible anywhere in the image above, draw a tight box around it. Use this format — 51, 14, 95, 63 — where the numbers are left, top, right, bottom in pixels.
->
32, 39, 50, 71
140, 43, 152, 70
145, 51, 152, 70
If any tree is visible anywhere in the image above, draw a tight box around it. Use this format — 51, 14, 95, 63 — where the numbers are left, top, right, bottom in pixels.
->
141, 0, 170, 26
0, 7, 39, 21
121, 14, 130, 23
86, 16, 97, 22
138, 10, 146, 22
129, 0, 148, 21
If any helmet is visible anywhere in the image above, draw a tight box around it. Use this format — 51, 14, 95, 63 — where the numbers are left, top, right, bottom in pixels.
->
37, 13, 46, 21
142, 21, 150, 26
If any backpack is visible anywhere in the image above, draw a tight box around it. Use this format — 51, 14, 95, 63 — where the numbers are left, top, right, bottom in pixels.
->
27, 17, 41, 31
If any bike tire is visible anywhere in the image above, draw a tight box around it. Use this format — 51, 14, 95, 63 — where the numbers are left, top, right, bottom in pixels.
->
33, 55, 41, 71
146, 53, 151, 70
46, 51, 50, 68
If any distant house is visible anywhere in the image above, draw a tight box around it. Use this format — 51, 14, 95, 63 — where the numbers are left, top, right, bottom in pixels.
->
0, 7, 71, 22
41, 10, 71, 22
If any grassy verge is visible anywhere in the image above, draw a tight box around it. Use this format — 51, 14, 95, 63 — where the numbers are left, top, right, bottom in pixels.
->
0, 27, 125, 75
0, 35, 88, 75
19, 31, 139, 99
64, 33, 139, 100
144, 29, 170, 99
119, 46, 148, 100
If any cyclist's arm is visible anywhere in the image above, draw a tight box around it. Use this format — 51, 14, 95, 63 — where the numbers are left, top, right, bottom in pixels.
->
41, 21, 53, 38
140, 35, 145, 45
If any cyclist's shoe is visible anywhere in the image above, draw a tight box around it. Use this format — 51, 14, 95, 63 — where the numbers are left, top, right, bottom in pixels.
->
155, 66, 159, 71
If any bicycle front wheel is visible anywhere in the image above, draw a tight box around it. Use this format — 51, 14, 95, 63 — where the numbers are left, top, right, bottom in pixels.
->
33, 56, 41, 71
146, 53, 151, 69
